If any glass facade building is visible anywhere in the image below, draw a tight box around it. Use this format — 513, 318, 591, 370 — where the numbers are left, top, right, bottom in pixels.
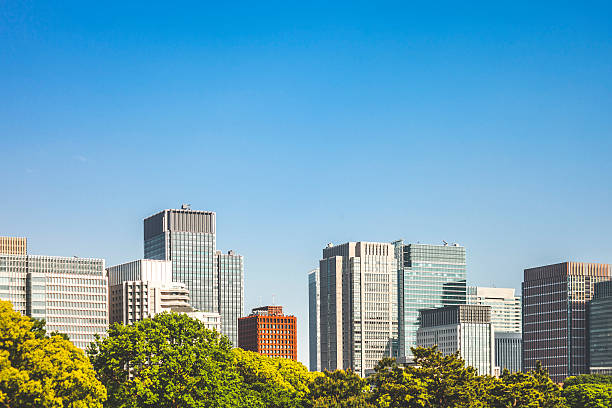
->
588, 279, 612, 374
417, 304, 495, 375
217, 250, 244, 345
144, 206, 244, 345
0, 252, 107, 350
308, 268, 320, 372
396, 241, 466, 361
522, 262, 612, 383
319, 242, 398, 377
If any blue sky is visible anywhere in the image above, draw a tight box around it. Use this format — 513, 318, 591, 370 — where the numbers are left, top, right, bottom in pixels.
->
1, 1, 611, 364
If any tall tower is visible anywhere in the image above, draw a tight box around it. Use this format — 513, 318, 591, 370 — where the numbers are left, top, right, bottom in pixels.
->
144, 205, 243, 345
319, 242, 397, 377
308, 268, 320, 371
396, 241, 467, 362
522, 262, 612, 382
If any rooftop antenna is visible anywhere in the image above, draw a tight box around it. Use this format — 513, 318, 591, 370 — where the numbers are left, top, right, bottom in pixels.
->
272, 294, 276, 306
181, 203, 191, 210
258, 296, 262, 306
442, 240, 448, 246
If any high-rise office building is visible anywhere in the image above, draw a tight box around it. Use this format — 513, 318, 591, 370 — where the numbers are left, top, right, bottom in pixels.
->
467, 286, 522, 372
522, 262, 612, 382
588, 280, 612, 375
217, 250, 244, 345
417, 304, 495, 375
395, 241, 466, 361
238, 306, 297, 360
319, 242, 397, 377
0, 247, 107, 350
143, 205, 244, 345
0, 236, 27, 255
308, 268, 320, 372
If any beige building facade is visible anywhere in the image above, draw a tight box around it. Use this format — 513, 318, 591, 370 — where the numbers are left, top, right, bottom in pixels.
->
319, 242, 398, 376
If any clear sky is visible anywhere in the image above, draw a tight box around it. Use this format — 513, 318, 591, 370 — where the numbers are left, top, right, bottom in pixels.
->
1, 1, 611, 365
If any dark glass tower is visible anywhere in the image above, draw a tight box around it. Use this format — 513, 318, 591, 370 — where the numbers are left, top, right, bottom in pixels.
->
144, 206, 243, 345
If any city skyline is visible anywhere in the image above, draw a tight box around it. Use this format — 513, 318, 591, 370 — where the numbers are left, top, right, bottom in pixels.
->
2, 2, 612, 366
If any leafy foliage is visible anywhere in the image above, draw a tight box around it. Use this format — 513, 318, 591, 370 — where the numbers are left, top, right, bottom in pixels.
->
233, 348, 316, 408
308, 368, 373, 407
563, 383, 612, 408
89, 312, 251, 408
563, 374, 612, 387
0, 299, 106, 408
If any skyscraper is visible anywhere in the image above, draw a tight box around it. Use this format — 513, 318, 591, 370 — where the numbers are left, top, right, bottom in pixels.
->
308, 268, 320, 372
522, 262, 612, 382
588, 280, 612, 375
395, 241, 466, 361
319, 242, 397, 377
0, 245, 107, 350
417, 304, 495, 375
143, 205, 244, 345
467, 286, 522, 372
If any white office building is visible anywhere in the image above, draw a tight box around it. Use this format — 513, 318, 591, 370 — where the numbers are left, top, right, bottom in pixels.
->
0, 243, 108, 350
417, 305, 495, 376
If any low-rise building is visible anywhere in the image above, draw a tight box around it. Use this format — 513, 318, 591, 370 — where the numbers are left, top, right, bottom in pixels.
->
238, 306, 297, 360
417, 304, 495, 375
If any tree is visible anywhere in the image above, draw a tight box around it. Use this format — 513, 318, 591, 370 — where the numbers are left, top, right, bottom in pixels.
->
563, 374, 612, 388
308, 368, 373, 408
488, 363, 567, 408
409, 346, 483, 407
563, 384, 612, 408
88, 312, 251, 408
233, 348, 316, 408
0, 299, 106, 408
368, 357, 430, 408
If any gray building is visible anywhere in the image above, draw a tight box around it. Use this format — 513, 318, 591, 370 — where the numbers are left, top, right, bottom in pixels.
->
467, 286, 522, 372
308, 268, 320, 372
522, 262, 612, 382
319, 242, 398, 376
0, 249, 108, 350
495, 332, 522, 374
589, 280, 612, 374
417, 304, 495, 376
395, 241, 466, 361
144, 205, 244, 345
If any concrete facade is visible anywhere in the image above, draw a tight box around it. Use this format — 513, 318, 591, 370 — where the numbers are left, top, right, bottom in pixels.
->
319, 242, 397, 376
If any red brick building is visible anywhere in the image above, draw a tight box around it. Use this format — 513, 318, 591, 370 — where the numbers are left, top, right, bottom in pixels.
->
238, 306, 297, 360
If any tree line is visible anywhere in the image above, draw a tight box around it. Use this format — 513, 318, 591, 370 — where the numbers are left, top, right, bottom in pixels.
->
0, 299, 610, 407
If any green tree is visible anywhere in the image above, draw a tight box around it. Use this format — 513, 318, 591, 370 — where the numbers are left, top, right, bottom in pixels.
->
0, 299, 106, 408
233, 348, 315, 408
563, 383, 612, 408
563, 374, 612, 387
88, 312, 251, 408
368, 357, 430, 408
409, 346, 483, 407
308, 368, 373, 408
488, 363, 567, 408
